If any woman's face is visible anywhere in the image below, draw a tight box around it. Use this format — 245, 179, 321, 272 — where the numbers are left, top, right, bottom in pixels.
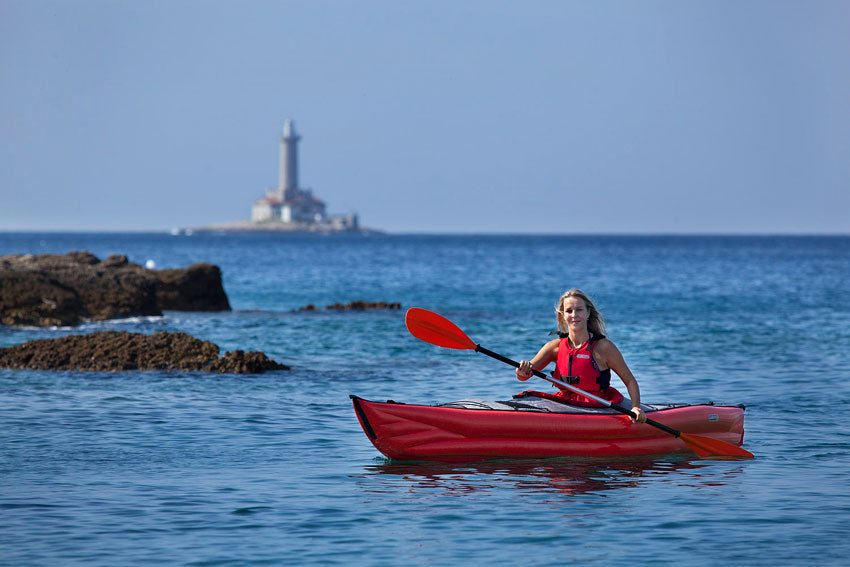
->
562, 296, 588, 332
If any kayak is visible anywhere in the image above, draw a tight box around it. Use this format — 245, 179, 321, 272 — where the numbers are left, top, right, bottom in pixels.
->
350, 395, 746, 462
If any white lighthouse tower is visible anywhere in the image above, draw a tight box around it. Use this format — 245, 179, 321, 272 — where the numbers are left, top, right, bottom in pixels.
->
278, 119, 300, 201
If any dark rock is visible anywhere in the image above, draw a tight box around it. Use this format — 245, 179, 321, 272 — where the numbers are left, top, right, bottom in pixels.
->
0, 331, 289, 373
0, 251, 231, 327
206, 350, 289, 374
295, 300, 401, 312
100, 254, 129, 268
328, 300, 401, 311
155, 263, 231, 311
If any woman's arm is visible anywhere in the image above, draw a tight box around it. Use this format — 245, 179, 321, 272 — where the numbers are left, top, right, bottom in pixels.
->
516, 338, 559, 381
596, 339, 646, 422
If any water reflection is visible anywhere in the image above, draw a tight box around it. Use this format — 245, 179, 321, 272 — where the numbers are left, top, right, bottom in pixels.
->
361, 456, 741, 497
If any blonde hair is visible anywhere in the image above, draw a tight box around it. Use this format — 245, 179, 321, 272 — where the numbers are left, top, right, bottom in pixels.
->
555, 289, 605, 336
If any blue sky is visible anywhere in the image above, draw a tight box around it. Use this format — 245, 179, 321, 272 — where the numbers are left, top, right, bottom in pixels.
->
1, 0, 848, 233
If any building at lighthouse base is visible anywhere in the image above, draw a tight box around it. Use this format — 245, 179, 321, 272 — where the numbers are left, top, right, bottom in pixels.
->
251, 187, 358, 231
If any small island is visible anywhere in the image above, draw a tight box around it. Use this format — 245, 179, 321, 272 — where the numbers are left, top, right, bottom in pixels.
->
193, 120, 379, 234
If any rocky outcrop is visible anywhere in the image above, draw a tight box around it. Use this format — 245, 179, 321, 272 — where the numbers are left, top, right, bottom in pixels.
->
296, 300, 401, 312
154, 263, 231, 311
0, 331, 289, 373
0, 251, 231, 327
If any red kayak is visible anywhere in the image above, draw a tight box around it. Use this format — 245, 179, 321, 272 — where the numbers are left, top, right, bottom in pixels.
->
351, 395, 746, 462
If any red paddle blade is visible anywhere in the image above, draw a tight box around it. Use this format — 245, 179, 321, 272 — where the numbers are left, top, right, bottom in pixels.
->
680, 433, 754, 459
405, 308, 477, 350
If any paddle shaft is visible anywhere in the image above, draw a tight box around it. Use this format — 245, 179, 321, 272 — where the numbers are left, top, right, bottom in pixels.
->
474, 344, 682, 437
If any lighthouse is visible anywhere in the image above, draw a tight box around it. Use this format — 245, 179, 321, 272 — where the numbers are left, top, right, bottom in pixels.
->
249, 119, 359, 231
278, 119, 300, 201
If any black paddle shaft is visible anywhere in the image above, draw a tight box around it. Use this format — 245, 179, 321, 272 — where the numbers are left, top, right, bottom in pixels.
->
473, 344, 682, 438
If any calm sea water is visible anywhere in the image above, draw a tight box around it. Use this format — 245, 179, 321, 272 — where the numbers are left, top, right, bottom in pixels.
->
1, 232, 848, 566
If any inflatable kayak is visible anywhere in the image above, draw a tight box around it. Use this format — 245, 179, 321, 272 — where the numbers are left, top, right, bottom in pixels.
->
350, 395, 746, 462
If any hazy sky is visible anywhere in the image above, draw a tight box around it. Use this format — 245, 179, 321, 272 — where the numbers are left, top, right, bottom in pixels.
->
1, 0, 848, 233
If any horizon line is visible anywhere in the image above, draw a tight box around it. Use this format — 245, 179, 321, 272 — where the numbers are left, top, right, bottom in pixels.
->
0, 229, 848, 238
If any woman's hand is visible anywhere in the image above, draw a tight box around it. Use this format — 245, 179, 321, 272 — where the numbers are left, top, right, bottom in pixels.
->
630, 407, 646, 423
516, 360, 534, 381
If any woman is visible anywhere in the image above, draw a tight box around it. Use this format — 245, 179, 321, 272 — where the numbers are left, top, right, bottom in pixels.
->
516, 289, 646, 423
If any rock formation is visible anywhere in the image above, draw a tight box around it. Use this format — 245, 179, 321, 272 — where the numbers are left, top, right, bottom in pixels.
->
0, 251, 231, 327
296, 300, 401, 312
0, 331, 289, 373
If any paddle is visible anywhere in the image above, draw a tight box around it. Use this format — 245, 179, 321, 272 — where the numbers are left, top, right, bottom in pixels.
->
405, 307, 754, 459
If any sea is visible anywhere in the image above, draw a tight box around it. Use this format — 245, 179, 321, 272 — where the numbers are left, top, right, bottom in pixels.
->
1, 232, 848, 566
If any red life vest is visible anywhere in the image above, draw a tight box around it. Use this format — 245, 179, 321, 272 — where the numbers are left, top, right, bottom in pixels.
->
554, 335, 608, 390
516, 333, 624, 407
